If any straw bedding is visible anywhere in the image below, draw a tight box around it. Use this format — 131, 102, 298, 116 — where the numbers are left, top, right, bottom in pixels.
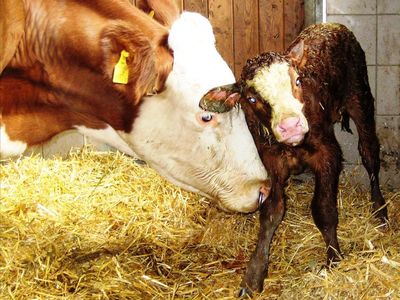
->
1, 148, 399, 299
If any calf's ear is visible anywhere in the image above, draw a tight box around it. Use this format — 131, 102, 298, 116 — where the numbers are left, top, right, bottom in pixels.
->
199, 84, 241, 113
288, 39, 307, 68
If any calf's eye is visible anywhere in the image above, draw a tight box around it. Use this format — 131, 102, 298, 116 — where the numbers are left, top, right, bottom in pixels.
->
201, 113, 213, 122
248, 97, 257, 104
295, 77, 301, 86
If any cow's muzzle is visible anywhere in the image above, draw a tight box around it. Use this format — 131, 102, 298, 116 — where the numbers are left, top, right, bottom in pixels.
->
258, 181, 271, 208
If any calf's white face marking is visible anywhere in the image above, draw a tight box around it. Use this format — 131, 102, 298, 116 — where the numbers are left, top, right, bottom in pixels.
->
247, 62, 309, 145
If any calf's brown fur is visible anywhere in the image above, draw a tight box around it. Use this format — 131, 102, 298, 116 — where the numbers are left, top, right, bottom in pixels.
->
200, 23, 388, 296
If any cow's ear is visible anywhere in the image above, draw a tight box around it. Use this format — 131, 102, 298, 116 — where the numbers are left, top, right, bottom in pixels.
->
288, 39, 307, 67
136, 0, 180, 27
199, 84, 241, 113
100, 21, 161, 103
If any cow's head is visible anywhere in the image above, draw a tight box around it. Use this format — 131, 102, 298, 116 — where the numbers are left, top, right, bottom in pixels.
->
200, 42, 310, 146
127, 12, 269, 213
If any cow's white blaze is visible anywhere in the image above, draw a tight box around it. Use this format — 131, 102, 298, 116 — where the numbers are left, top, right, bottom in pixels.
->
247, 62, 309, 144
0, 125, 27, 157
124, 12, 269, 212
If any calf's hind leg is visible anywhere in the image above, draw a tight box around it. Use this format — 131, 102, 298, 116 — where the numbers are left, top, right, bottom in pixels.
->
346, 93, 388, 224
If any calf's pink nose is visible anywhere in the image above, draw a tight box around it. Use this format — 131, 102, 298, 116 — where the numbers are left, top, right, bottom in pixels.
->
276, 116, 302, 138
277, 116, 301, 132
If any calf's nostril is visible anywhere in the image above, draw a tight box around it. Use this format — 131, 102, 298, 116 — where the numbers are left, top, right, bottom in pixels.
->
278, 117, 302, 134
278, 125, 287, 133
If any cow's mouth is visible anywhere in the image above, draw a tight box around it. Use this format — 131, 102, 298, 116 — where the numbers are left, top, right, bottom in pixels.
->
258, 192, 266, 207
258, 184, 270, 207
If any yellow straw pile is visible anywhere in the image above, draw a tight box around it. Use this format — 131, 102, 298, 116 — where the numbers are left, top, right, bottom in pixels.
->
1, 148, 399, 299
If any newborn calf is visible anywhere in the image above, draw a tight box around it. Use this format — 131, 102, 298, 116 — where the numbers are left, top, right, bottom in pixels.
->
200, 23, 388, 296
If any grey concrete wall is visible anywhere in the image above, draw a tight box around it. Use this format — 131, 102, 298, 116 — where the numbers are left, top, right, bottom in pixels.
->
326, 0, 399, 190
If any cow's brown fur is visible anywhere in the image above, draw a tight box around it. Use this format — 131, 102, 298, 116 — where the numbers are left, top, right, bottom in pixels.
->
0, 0, 25, 73
0, 0, 178, 146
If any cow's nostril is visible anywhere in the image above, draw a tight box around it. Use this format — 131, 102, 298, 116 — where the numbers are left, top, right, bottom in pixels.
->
258, 191, 266, 207
258, 184, 270, 207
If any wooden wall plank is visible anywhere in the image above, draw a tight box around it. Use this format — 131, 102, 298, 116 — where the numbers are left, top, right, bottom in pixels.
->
259, 0, 284, 53
284, 0, 304, 49
184, 0, 208, 16
175, 0, 184, 11
208, 0, 234, 71
233, 0, 259, 78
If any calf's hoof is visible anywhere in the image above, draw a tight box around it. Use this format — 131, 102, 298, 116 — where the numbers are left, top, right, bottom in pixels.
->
373, 209, 389, 231
238, 275, 264, 298
238, 287, 253, 298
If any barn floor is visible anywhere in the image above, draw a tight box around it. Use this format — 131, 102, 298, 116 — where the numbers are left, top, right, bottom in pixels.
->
1, 148, 399, 299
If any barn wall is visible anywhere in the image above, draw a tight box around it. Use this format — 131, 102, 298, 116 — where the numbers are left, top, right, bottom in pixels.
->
181, 0, 305, 78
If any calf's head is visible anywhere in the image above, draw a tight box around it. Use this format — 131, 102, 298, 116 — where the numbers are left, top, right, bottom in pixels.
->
127, 12, 269, 213
201, 41, 309, 146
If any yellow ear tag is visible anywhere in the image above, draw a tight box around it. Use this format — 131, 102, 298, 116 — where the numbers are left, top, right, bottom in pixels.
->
113, 50, 129, 84
149, 10, 155, 18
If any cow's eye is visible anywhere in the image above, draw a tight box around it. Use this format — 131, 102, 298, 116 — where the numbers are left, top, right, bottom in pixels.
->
248, 97, 257, 104
201, 113, 213, 122
295, 77, 301, 86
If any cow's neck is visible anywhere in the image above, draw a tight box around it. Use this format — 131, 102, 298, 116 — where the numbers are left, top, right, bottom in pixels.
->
2, 62, 137, 132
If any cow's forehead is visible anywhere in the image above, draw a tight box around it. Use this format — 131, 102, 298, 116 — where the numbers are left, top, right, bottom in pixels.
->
166, 12, 235, 104
246, 62, 292, 106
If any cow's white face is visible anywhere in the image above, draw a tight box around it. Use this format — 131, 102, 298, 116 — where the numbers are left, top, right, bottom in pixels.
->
124, 12, 269, 212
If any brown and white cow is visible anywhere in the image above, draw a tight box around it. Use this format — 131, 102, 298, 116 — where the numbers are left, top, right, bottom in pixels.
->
0, 0, 269, 212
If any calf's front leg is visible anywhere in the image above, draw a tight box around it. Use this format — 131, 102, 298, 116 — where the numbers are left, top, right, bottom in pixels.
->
239, 178, 286, 297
